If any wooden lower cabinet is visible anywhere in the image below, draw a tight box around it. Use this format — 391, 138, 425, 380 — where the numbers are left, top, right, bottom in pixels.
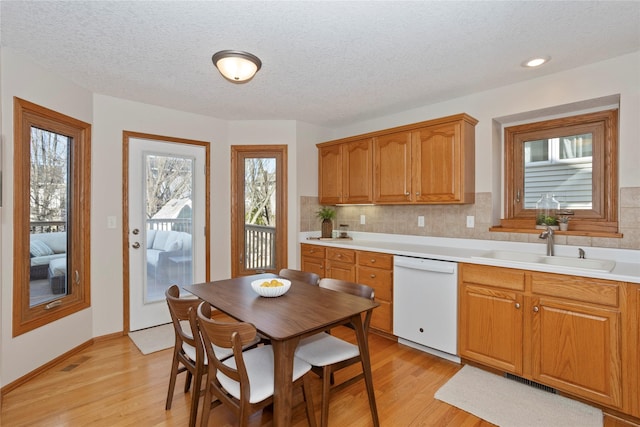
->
300, 244, 393, 334
356, 251, 393, 334
459, 263, 625, 413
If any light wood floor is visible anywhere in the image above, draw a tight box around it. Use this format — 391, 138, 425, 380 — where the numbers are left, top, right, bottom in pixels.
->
0, 329, 494, 426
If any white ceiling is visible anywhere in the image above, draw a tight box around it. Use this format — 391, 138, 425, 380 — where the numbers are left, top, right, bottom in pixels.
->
2, 1, 639, 128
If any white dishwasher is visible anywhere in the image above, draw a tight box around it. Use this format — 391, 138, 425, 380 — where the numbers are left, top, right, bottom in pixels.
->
393, 255, 460, 363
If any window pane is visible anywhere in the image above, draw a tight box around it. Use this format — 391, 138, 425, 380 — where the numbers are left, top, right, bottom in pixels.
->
244, 158, 276, 270
144, 154, 194, 302
523, 133, 593, 210
524, 139, 548, 163
29, 127, 69, 307
558, 133, 592, 160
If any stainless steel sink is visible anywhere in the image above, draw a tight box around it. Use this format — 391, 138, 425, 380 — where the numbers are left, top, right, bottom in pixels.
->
472, 250, 616, 272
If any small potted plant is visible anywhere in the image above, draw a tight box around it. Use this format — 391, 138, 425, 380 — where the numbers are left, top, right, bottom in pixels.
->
316, 207, 336, 238
558, 215, 570, 231
536, 214, 559, 230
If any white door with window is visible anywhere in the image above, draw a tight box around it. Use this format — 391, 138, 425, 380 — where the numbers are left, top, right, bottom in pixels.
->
128, 137, 206, 331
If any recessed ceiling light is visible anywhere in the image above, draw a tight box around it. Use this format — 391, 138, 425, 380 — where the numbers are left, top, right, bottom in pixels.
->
522, 56, 551, 68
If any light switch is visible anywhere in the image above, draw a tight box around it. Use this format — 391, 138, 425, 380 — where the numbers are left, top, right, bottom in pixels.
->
107, 216, 117, 229
360, 215, 366, 225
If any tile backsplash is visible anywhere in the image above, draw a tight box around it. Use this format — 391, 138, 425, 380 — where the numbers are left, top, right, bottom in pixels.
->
300, 187, 640, 250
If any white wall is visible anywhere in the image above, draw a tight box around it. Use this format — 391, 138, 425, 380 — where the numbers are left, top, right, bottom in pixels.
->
1, 48, 95, 386
330, 52, 640, 193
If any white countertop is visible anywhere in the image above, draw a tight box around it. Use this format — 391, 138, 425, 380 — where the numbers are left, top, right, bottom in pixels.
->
300, 232, 640, 284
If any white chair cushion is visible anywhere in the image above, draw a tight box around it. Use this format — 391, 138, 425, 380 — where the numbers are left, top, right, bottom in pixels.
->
217, 345, 312, 404
295, 332, 360, 366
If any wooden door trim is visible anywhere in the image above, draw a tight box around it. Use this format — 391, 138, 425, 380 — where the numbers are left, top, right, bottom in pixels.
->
231, 145, 288, 277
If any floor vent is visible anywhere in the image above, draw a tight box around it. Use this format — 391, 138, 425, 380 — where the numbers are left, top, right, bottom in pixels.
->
61, 356, 90, 372
504, 373, 557, 394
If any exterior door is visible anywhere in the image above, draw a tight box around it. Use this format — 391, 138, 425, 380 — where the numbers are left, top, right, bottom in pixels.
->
231, 145, 287, 277
125, 133, 208, 331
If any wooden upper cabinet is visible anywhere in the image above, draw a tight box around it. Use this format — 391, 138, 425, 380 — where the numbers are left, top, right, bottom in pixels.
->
318, 144, 342, 204
411, 116, 476, 204
318, 139, 373, 204
342, 139, 373, 204
373, 131, 412, 203
319, 113, 477, 205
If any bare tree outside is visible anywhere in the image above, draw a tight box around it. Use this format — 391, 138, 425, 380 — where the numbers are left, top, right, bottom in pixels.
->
30, 128, 68, 229
145, 155, 192, 219
244, 158, 276, 226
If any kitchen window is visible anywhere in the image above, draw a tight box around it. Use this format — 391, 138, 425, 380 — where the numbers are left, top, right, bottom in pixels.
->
501, 109, 618, 234
13, 98, 91, 336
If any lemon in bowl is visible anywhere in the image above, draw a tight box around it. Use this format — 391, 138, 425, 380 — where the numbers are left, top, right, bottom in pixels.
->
250, 278, 291, 297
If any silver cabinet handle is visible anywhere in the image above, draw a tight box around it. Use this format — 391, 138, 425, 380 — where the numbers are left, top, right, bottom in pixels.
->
515, 303, 520, 309
132, 242, 140, 249
533, 306, 539, 312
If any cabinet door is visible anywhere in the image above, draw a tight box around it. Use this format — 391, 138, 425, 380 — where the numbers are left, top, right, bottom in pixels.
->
301, 255, 325, 278
459, 283, 523, 373
318, 144, 342, 204
326, 260, 356, 281
531, 296, 622, 408
343, 139, 373, 204
373, 131, 412, 203
412, 122, 462, 203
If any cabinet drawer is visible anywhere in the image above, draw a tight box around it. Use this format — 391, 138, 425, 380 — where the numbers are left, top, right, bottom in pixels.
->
371, 300, 392, 332
357, 266, 392, 301
357, 251, 393, 269
301, 244, 325, 259
531, 272, 620, 307
461, 263, 525, 291
326, 247, 356, 263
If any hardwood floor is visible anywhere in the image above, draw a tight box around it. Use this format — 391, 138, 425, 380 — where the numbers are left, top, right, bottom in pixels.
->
0, 328, 493, 426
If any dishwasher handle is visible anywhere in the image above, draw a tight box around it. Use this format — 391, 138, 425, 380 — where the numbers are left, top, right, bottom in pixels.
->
393, 256, 457, 274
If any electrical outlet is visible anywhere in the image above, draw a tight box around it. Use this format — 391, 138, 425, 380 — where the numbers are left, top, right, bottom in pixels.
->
466, 215, 475, 228
107, 216, 117, 229
418, 216, 425, 227
360, 214, 366, 225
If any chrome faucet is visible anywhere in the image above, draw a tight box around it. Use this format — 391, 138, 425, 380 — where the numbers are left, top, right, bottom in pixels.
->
539, 225, 555, 256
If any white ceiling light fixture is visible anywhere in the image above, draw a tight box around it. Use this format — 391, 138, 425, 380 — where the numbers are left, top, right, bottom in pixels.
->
522, 56, 551, 68
212, 50, 262, 83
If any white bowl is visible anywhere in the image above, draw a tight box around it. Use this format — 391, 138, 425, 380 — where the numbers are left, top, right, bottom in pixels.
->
251, 278, 291, 297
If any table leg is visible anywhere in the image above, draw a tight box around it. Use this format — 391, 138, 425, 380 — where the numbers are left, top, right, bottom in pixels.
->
271, 337, 300, 427
352, 313, 380, 427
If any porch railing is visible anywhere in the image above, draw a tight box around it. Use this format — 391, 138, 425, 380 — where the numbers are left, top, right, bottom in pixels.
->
147, 218, 192, 233
30, 221, 67, 234
245, 224, 276, 270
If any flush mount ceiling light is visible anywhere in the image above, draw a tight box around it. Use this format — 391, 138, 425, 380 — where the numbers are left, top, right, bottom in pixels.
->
212, 50, 262, 83
522, 56, 551, 68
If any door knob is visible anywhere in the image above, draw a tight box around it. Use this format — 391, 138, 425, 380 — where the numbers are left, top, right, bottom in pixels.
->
132, 242, 140, 249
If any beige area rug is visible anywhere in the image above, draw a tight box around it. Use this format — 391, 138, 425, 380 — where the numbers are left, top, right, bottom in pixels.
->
128, 322, 177, 355
435, 365, 602, 427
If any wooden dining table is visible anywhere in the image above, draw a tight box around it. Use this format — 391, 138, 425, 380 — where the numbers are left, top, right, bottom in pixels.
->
183, 273, 380, 427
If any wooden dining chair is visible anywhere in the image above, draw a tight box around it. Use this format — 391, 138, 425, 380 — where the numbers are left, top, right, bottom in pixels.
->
165, 285, 209, 427
294, 278, 376, 427
195, 302, 317, 427
278, 268, 321, 286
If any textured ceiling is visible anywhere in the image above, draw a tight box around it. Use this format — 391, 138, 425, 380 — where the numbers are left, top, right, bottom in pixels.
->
2, 1, 639, 127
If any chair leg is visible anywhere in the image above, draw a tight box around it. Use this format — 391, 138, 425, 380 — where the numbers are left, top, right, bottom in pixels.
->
320, 365, 332, 427
302, 373, 317, 427
188, 368, 203, 427
165, 352, 180, 409
184, 370, 193, 392
199, 386, 212, 427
